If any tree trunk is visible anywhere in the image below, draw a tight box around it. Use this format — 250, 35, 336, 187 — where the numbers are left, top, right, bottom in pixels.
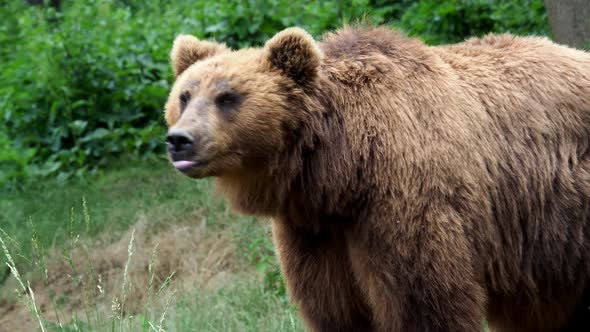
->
544, 0, 590, 49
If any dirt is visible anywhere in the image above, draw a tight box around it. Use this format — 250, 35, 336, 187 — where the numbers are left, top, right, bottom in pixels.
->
0, 216, 243, 331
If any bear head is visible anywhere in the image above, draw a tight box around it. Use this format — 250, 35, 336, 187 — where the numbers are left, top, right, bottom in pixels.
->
164, 28, 324, 180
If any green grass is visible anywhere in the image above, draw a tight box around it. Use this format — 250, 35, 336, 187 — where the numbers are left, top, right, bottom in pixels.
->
173, 279, 304, 332
0, 157, 301, 331
0, 157, 228, 259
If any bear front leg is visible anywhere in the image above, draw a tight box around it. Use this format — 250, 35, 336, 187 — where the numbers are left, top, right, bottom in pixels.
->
347, 207, 487, 332
272, 219, 373, 332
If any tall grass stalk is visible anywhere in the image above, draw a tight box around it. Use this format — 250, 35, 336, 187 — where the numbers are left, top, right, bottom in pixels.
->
64, 205, 94, 330
0, 227, 21, 251
141, 243, 159, 332
151, 289, 175, 332
30, 218, 63, 330
119, 228, 136, 332
0, 234, 45, 331
82, 197, 101, 331
27, 281, 46, 332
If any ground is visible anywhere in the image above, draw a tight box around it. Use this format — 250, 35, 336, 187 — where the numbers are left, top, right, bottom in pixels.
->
0, 158, 303, 331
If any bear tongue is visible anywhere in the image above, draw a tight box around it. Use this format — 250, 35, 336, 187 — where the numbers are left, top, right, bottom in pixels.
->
173, 160, 196, 170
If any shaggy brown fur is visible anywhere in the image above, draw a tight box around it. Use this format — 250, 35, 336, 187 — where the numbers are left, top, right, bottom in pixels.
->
164, 26, 590, 331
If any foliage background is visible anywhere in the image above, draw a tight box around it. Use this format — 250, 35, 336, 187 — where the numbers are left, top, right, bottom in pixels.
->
0, 0, 550, 188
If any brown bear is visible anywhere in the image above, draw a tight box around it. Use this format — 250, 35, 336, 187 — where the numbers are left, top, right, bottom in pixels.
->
163, 26, 590, 331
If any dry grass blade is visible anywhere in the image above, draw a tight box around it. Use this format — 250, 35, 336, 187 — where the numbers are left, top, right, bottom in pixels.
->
119, 228, 136, 332
0, 235, 45, 332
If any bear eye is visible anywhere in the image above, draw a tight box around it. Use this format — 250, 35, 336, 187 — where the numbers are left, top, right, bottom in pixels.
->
179, 91, 191, 112
215, 92, 241, 110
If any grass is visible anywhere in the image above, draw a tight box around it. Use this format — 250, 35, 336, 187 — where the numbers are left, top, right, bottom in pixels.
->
0, 156, 227, 252
0, 157, 302, 331
0, 155, 236, 290
173, 279, 303, 332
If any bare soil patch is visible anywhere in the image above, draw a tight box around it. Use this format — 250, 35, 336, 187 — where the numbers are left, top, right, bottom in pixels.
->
0, 216, 244, 331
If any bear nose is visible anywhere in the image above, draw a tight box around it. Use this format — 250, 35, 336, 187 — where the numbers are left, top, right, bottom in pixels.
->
166, 129, 194, 158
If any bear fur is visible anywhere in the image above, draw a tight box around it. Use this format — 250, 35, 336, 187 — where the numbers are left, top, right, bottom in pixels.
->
164, 26, 590, 331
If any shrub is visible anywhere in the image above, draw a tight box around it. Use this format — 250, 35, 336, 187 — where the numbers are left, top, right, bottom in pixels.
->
398, 0, 549, 44
0, 1, 173, 186
0, 0, 550, 187
0, 0, 385, 187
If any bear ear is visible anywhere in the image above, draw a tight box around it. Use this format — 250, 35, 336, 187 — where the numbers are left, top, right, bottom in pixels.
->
264, 27, 323, 84
170, 34, 229, 77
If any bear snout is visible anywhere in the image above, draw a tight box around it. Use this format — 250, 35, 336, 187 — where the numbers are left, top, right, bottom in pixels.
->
166, 128, 195, 161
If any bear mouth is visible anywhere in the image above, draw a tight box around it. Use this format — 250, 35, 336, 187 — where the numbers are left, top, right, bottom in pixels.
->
172, 159, 208, 174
